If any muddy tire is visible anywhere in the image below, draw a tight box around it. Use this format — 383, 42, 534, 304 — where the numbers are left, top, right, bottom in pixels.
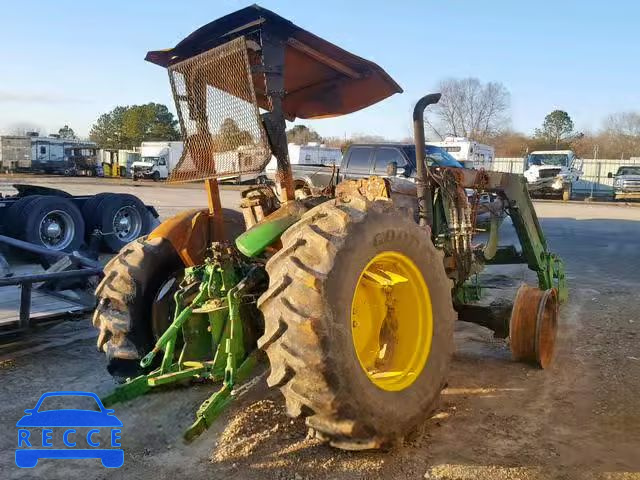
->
93, 209, 247, 379
258, 198, 455, 450
93, 236, 183, 378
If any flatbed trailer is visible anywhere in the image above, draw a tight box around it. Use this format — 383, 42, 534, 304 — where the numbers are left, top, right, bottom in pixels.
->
0, 234, 102, 335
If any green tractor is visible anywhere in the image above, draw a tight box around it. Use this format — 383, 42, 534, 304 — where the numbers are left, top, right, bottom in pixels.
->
94, 5, 566, 450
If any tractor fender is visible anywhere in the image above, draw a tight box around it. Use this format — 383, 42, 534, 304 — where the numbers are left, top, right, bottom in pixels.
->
148, 209, 210, 267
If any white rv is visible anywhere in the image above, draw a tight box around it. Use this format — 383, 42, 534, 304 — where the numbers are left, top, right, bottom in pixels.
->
427, 136, 494, 169
132, 141, 183, 181
30, 135, 98, 175
265, 142, 342, 179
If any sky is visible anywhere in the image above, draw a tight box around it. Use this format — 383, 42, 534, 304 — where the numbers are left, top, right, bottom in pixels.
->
1, 0, 639, 140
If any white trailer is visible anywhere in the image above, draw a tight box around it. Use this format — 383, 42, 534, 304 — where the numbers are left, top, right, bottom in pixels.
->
132, 141, 184, 181
265, 142, 342, 179
427, 136, 494, 169
30, 135, 98, 175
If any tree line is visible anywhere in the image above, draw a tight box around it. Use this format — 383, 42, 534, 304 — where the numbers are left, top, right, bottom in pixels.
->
89, 103, 180, 149
485, 111, 640, 159
80, 79, 640, 159
290, 77, 640, 160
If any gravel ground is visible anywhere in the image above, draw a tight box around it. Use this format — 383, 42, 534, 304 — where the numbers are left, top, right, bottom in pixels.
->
0, 179, 638, 480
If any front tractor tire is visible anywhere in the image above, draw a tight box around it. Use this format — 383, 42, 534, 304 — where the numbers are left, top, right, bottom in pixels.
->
94, 209, 248, 379
93, 237, 183, 378
258, 198, 455, 450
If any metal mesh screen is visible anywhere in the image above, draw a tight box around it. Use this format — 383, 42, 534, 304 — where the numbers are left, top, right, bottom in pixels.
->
167, 37, 271, 183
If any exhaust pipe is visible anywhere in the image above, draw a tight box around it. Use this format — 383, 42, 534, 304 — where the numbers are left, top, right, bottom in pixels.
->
412, 93, 441, 227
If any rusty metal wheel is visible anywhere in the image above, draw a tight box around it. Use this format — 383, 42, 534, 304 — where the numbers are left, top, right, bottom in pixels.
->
509, 285, 559, 369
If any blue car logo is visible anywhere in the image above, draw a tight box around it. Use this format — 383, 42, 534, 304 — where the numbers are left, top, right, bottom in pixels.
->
16, 391, 123, 468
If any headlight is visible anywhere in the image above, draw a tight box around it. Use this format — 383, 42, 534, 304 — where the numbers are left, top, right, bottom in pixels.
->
614, 179, 623, 187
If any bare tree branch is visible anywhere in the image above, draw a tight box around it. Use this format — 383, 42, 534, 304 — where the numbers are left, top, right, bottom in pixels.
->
425, 78, 510, 142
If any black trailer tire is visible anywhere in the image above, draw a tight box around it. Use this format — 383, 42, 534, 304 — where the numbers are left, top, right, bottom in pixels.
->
81, 193, 112, 226
10, 195, 85, 252
4, 196, 40, 236
258, 198, 455, 450
83, 193, 151, 253
93, 236, 184, 378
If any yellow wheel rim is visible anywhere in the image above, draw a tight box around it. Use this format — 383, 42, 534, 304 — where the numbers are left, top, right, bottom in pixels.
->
351, 251, 433, 392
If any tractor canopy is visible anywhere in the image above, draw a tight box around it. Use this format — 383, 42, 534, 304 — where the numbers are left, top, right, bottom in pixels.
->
145, 4, 402, 120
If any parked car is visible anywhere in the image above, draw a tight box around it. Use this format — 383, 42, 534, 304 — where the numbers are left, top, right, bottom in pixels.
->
608, 165, 640, 201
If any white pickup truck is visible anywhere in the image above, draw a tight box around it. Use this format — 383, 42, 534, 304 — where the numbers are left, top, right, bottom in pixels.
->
523, 150, 583, 201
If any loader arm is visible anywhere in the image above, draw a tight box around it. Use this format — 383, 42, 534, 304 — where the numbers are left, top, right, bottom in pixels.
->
455, 169, 567, 302
501, 176, 562, 290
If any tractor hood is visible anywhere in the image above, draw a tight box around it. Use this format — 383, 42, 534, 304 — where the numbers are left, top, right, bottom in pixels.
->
145, 4, 402, 120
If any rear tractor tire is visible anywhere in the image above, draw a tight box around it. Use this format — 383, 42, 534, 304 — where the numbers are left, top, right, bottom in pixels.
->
258, 198, 455, 450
